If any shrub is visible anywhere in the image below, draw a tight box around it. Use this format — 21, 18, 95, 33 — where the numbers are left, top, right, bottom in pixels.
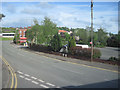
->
68, 36, 76, 53
30, 44, 52, 52
50, 33, 62, 52
108, 57, 118, 61
69, 46, 101, 59
93, 49, 101, 59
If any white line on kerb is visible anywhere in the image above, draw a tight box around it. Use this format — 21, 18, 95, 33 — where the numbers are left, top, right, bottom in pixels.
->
46, 83, 55, 86
25, 78, 31, 81
38, 79, 45, 83
17, 71, 23, 74
31, 81, 39, 85
24, 74, 30, 77
31, 76, 37, 80
40, 84, 49, 88
19, 75, 24, 78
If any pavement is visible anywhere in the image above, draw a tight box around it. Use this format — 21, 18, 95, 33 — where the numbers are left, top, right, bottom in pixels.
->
1, 41, 119, 88
0, 41, 2, 89
0, 41, 11, 89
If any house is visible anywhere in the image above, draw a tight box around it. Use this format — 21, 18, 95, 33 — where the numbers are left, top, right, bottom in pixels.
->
18, 28, 27, 44
58, 30, 73, 37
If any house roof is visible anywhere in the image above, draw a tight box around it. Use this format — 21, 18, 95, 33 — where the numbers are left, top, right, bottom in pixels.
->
20, 37, 27, 40
58, 30, 67, 33
19, 29, 27, 31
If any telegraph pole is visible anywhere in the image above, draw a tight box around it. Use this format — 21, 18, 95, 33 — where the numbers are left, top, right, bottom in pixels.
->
91, 0, 93, 62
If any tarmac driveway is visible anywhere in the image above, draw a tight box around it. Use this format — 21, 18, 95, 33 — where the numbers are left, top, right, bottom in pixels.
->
96, 47, 119, 60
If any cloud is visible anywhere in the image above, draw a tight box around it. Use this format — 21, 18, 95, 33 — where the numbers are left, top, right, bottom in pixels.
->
2, 0, 120, 2
2, 2, 118, 34
2, 3, 16, 13
21, 8, 46, 15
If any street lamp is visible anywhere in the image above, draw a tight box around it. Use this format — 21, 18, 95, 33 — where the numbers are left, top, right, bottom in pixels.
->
0, 14, 5, 21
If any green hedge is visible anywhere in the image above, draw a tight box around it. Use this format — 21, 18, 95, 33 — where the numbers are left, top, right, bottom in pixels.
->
69, 46, 101, 59
108, 57, 119, 61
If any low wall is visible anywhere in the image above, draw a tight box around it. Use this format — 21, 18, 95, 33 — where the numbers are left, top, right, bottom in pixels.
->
76, 44, 89, 48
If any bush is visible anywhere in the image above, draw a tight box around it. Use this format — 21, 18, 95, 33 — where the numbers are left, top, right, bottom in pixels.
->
50, 33, 62, 52
93, 49, 101, 59
68, 36, 76, 53
30, 44, 52, 52
108, 57, 119, 61
70, 46, 101, 59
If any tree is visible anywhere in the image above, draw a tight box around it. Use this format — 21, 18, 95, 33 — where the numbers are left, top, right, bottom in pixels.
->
74, 28, 88, 44
26, 17, 58, 46
97, 28, 108, 46
41, 17, 58, 45
50, 33, 62, 52
68, 36, 76, 51
57, 27, 70, 31
26, 24, 40, 44
13, 30, 20, 44
107, 31, 120, 47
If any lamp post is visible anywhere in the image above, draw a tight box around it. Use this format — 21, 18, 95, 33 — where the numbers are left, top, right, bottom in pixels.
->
91, 0, 93, 62
0, 14, 5, 21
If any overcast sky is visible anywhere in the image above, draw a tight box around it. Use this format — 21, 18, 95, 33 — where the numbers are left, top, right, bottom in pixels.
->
1, 1, 119, 34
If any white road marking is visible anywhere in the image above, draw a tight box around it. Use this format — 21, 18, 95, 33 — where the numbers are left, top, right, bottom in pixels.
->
104, 79, 109, 81
46, 83, 55, 86
40, 84, 49, 88
31, 81, 39, 85
18, 53, 24, 56
19, 75, 24, 78
24, 74, 30, 77
31, 76, 37, 80
38, 79, 45, 83
17, 71, 23, 74
56, 86, 60, 88
25, 78, 31, 81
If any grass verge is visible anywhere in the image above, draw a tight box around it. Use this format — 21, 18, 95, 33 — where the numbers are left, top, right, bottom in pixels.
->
0, 37, 13, 41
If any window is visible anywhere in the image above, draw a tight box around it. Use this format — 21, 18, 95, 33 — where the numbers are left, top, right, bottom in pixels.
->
20, 31, 22, 33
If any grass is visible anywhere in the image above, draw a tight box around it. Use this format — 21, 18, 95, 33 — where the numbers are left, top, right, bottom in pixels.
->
0, 37, 14, 41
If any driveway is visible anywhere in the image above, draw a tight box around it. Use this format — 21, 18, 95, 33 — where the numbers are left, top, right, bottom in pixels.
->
96, 47, 119, 60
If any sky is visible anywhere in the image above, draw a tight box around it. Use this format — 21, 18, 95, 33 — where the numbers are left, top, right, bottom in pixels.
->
1, 1, 119, 34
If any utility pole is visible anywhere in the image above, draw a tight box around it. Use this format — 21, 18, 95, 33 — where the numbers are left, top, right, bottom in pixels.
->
91, 0, 93, 62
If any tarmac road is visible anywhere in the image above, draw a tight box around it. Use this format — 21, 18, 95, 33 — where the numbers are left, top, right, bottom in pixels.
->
2, 41, 119, 88
96, 47, 119, 60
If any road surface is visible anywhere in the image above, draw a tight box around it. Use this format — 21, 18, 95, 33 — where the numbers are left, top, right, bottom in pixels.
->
96, 47, 119, 60
2, 41, 119, 88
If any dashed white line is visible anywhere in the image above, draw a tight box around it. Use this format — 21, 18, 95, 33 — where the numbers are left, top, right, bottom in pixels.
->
31, 76, 37, 80
25, 78, 31, 81
19, 75, 24, 78
18, 53, 24, 56
56, 86, 60, 88
46, 83, 55, 87
104, 79, 109, 81
38, 79, 45, 83
40, 84, 49, 88
24, 74, 30, 77
17, 71, 23, 74
31, 81, 39, 85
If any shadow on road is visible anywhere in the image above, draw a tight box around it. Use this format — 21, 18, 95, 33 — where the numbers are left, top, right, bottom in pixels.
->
61, 79, 119, 88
